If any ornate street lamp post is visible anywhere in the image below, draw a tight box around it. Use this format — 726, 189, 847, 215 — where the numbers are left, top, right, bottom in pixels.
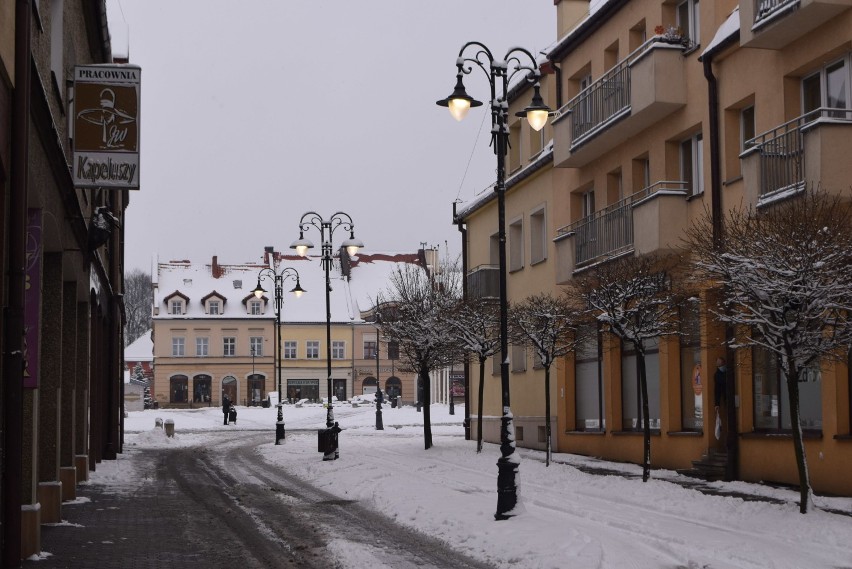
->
437, 42, 551, 520
252, 264, 305, 445
291, 212, 364, 460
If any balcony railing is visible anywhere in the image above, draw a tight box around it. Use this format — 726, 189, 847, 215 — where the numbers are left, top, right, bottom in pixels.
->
467, 264, 499, 300
754, 0, 799, 23
556, 181, 688, 268
564, 37, 688, 150
745, 107, 852, 198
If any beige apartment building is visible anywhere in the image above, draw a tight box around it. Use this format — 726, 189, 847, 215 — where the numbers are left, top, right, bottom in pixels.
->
151, 249, 431, 409
456, 0, 852, 495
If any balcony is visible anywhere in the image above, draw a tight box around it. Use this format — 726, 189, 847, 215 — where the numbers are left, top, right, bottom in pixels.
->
741, 0, 852, 49
741, 108, 852, 206
467, 264, 499, 300
553, 39, 687, 169
554, 182, 688, 283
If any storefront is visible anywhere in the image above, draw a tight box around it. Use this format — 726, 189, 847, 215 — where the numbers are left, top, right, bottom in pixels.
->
287, 379, 319, 402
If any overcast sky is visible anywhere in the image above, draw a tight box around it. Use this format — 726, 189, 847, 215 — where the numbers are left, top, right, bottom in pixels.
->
105, 1, 556, 274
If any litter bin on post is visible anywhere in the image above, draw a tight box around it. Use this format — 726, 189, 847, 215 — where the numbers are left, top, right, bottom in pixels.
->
164, 419, 175, 438
317, 422, 342, 461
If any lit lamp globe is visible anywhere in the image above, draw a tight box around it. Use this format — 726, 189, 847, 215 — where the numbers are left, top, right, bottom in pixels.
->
516, 84, 551, 132
436, 70, 482, 122
341, 234, 364, 257
290, 233, 315, 257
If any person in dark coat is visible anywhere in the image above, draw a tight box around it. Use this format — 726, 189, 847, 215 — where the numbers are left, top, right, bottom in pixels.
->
714, 357, 727, 411
222, 394, 231, 425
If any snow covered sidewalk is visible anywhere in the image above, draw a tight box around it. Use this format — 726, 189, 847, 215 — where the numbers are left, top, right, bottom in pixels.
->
118, 404, 852, 569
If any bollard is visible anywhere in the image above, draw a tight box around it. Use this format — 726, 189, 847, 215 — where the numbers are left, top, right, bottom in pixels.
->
155, 417, 164, 429
164, 419, 175, 438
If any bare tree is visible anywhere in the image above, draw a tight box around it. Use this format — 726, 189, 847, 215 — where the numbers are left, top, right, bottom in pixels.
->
509, 292, 588, 466
447, 298, 501, 453
380, 263, 462, 450
124, 268, 153, 346
686, 189, 852, 513
573, 254, 681, 482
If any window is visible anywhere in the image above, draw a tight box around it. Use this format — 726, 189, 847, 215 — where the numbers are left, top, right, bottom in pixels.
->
740, 106, 755, 150
223, 337, 235, 357
209, 300, 220, 315
621, 338, 661, 430
363, 340, 377, 359
387, 341, 399, 360
307, 341, 320, 359
582, 189, 595, 219
680, 302, 703, 431
332, 341, 345, 360
803, 57, 851, 117
680, 133, 704, 196
283, 340, 297, 359
172, 337, 185, 357
250, 336, 263, 357
632, 156, 650, 193
753, 346, 822, 431
676, 0, 699, 45
170, 300, 183, 315
575, 324, 604, 431
250, 300, 262, 315
509, 218, 524, 272
196, 337, 209, 357
511, 344, 526, 372
530, 207, 547, 265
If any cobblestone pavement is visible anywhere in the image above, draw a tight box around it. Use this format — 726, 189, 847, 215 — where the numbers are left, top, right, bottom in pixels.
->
25, 432, 496, 569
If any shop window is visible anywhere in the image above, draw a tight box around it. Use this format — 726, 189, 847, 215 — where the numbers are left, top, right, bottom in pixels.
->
621, 338, 661, 430
170, 375, 188, 404
575, 324, 604, 431
680, 302, 703, 431
753, 346, 822, 431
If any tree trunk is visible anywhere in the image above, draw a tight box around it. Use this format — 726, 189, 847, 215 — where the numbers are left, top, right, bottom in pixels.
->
544, 364, 552, 467
637, 347, 651, 482
477, 356, 485, 453
785, 356, 812, 513
422, 368, 433, 450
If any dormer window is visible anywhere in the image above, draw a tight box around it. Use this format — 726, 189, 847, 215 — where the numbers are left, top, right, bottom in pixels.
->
250, 300, 262, 315
201, 291, 227, 315
163, 291, 190, 315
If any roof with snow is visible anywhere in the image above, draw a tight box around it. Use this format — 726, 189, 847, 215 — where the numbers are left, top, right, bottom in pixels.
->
153, 251, 425, 325
124, 330, 153, 361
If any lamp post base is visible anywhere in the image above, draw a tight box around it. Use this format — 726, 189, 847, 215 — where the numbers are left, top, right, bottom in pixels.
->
275, 404, 286, 445
495, 411, 519, 520
375, 404, 384, 430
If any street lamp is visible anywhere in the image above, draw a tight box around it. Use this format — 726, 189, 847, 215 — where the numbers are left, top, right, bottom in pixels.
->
374, 297, 384, 431
438, 42, 551, 520
291, 211, 364, 460
252, 264, 305, 445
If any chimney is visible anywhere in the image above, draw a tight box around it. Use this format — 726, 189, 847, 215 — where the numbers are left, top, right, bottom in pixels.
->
264, 246, 274, 265
212, 255, 224, 278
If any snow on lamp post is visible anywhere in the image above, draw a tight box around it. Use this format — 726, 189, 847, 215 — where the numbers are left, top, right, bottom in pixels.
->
252, 264, 305, 445
291, 211, 363, 460
437, 42, 551, 520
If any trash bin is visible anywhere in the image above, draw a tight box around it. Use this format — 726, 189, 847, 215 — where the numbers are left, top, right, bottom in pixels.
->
164, 419, 175, 438
262, 396, 271, 408
317, 429, 333, 453
155, 417, 164, 428
228, 406, 237, 424
390, 398, 397, 409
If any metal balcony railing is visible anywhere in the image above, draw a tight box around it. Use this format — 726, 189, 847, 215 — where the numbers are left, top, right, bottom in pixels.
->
556, 181, 688, 268
745, 107, 852, 198
754, 0, 799, 23
564, 37, 687, 149
466, 264, 499, 300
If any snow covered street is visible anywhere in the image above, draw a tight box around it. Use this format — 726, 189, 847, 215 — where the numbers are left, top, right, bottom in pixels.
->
108, 403, 852, 569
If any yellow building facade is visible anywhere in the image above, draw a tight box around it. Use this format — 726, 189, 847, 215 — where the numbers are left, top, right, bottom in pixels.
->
457, 0, 852, 495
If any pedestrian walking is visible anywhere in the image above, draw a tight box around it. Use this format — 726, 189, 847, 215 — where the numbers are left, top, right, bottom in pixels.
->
222, 394, 231, 425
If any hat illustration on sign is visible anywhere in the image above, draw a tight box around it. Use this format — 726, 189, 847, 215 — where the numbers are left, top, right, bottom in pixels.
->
77, 88, 136, 149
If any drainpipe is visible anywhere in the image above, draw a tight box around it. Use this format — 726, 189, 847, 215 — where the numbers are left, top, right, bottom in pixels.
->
3, 1, 32, 566
453, 202, 471, 441
703, 50, 738, 482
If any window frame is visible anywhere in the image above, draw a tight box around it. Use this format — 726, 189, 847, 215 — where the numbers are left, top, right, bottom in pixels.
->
250, 300, 262, 315
196, 336, 209, 357
529, 206, 547, 265
332, 340, 346, 360
172, 336, 185, 357
208, 300, 221, 315
676, 0, 700, 45
223, 336, 236, 357
680, 132, 704, 197
249, 336, 263, 358
170, 299, 183, 315
283, 340, 297, 360
306, 340, 320, 360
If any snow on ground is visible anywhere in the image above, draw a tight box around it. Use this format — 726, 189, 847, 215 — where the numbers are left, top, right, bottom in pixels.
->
105, 403, 852, 569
